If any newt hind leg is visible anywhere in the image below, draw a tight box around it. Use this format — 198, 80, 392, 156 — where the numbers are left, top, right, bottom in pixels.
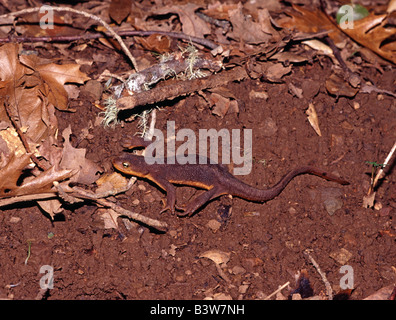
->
177, 186, 226, 217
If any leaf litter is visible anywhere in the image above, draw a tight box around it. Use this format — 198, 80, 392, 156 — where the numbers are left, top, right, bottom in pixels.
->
0, 43, 95, 217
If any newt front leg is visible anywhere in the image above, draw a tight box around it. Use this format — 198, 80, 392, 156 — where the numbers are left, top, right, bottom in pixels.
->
148, 175, 178, 215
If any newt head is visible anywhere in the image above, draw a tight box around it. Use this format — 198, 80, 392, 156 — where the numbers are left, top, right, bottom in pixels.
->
112, 154, 150, 178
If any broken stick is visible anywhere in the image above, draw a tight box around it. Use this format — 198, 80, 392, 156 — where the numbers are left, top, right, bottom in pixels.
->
117, 67, 248, 111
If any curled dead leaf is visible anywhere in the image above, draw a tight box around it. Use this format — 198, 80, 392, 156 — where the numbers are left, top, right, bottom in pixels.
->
97, 208, 120, 229
20, 54, 90, 110
278, 5, 344, 45
153, 3, 210, 38
199, 249, 230, 265
341, 13, 396, 64
0, 152, 75, 198
60, 126, 102, 185
135, 34, 172, 54
228, 3, 279, 44
325, 73, 359, 98
306, 103, 321, 136
109, 0, 132, 24
364, 285, 396, 300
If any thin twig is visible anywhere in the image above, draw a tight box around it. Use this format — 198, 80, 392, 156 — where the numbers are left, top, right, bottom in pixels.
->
144, 109, 157, 141
92, 196, 169, 232
304, 249, 333, 300
323, 35, 349, 72
371, 141, 396, 192
0, 182, 168, 232
0, 6, 139, 71
0, 29, 220, 50
68, 187, 168, 232
264, 281, 290, 300
0, 193, 58, 207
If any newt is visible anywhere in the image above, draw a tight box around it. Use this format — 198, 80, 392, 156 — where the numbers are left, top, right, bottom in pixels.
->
113, 137, 349, 217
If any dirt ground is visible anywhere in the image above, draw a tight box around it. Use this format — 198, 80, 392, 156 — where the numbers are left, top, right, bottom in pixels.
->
0, 0, 395, 300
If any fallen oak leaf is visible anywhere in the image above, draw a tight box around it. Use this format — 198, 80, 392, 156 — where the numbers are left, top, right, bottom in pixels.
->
388, 0, 396, 13
59, 125, 101, 185
364, 285, 396, 300
135, 34, 172, 54
36, 198, 64, 219
95, 172, 131, 195
339, 13, 396, 64
17, 165, 76, 196
264, 63, 292, 82
277, 5, 345, 45
0, 152, 32, 196
199, 249, 233, 285
0, 127, 34, 158
0, 43, 27, 84
153, 3, 211, 38
109, 0, 132, 25
0, 152, 75, 198
0, 44, 59, 144
97, 208, 120, 229
227, 3, 278, 44
19, 54, 90, 110
325, 73, 359, 98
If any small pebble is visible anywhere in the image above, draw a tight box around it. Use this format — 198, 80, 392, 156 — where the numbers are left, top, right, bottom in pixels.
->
10, 217, 21, 223
232, 265, 246, 275
329, 248, 352, 265
207, 219, 221, 232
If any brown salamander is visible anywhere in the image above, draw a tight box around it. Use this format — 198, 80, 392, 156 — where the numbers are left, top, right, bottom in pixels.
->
113, 137, 349, 216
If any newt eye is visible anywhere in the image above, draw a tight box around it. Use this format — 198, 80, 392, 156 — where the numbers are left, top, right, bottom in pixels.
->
122, 162, 130, 168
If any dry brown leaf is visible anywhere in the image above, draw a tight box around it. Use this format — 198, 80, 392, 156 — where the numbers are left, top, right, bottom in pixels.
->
0, 127, 35, 158
153, 3, 211, 38
20, 54, 90, 110
135, 34, 172, 54
203, 2, 238, 20
0, 43, 27, 83
19, 10, 79, 38
208, 92, 239, 117
0, 45, 36, 137
227, 3, 278, 44
0, 43, 89, 151
0, 152, 75, 198
199, 249, 230, 265
278, 5, 344, 45
97, 208, 120, 229
271, 51, 309, 63
264, 63, 292, 82
325, 73, 359, 98
306, 103, 321, 136
37, 198, 63, 218
341, 13, 396, 64
364, 285, 396, 300
388, 0, 396, 13
59, 126, 101, 185
302, 40, 333, 57
109, 0, 132, 24
95, 172, 129, 194
0, 43, 94, 210
279, 5, 396, 64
